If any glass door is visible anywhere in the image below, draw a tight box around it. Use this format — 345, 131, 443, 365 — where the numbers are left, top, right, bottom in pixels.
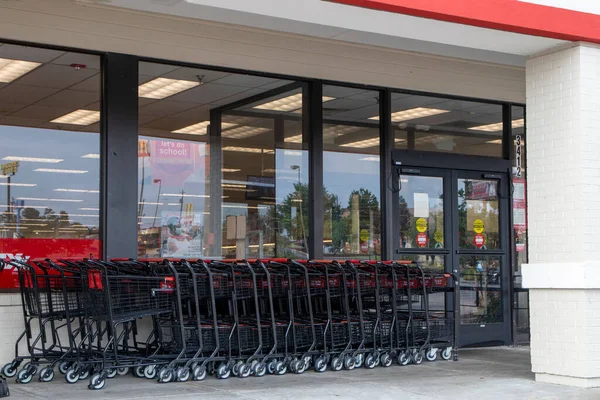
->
395, 167, 510, 346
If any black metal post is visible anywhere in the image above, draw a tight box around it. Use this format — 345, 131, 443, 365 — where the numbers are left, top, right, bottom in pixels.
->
380, 89, 394, 261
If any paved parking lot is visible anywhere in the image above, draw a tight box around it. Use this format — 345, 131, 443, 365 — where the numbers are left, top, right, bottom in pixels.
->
7, 347, 600, 399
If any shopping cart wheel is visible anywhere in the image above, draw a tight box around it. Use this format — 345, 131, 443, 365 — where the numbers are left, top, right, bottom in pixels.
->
58, 362, 71, 375
441, 347, 452, 361
297, 360, 308, 374
412, 351, 424, 365
158, 368, 174, 383
106, 369, 118, 379
1, 363, 17, 378
380, 353, 392, 368
354, 353, 364, 369
116, 367, 129, 376
344, 356, 355, 370
426, 348, 438, 362
17, 368, 33, 384
253, 362, 267, 377
65, 368, 79, 384
192, 366, 207, 381
314, 356, 327, 373
274, 361, 287, 375
144, 365, 158, 380
176, 367, 191, 382
365, 353, 377, 369
239, 364, 252, 378
216, 363, 231, 380
331, 357, 343, 372
88, 373, 106, 390
133, 366, 145, 378
79, 368, 90, 380
39, 367, 54, 383
397, 352, 411, 366
231, 361, 243, 377
267, 360, 277, 375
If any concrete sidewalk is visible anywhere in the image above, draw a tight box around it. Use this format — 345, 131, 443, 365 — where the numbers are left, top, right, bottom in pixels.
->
8, 347, 600, 399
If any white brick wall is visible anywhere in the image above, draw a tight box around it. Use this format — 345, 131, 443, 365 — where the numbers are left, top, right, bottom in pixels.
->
525, 43, 600, 387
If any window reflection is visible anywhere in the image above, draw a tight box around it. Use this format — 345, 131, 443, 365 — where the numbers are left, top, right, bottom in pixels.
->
322, 86, 381, 259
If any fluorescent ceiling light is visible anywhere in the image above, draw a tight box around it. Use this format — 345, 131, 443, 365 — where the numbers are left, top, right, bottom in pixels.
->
167, 203, 181, 206
224, 179, 274, 188
486, 139, 503, 144
223, 146, 273, 154
222, 126, 270, 139
173, 121, 236, 135
15, 205, 49, 209
224, 188, 255, 192
55, 188, 99, 194
284, 134, 302, 144
34, 168, 88, 174
340, 137, 405, 148
263, 168, 297, 174
469, 119, 525, 132
139, 78, 200, 99
139, 201, 163, 205
360, 156, 380, 161
81, 154, 100, 159
222, 168, 241, 173
284, 150, 302, 156
285, 126, 369, 143
16, 197, 83, 202
161, 193, 209, 198
254, 94, 334, 112
0, 182, 36, 187
67, 214, 99, 217
51, 110, 100, 126
2, 156, 63, 163
369, 107, 450, 122
0, 59, 41, 83
79, 207, 99, 211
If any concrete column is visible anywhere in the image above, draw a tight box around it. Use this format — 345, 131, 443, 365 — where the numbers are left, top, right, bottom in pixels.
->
523, 43, 600, 388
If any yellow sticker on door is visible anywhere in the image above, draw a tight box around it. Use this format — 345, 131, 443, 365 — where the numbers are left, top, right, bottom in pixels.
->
473, 219, 484, 234
416, 218, 427, 233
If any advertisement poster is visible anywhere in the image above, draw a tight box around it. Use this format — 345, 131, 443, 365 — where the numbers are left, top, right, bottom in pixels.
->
161, 211, 204, 258
150, 140, 196, 187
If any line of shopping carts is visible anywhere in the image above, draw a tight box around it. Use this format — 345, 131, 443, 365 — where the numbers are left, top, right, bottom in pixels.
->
0, 257, 457, 390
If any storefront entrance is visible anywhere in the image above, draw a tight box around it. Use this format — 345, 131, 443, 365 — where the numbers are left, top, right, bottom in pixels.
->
392, 151, 511, 346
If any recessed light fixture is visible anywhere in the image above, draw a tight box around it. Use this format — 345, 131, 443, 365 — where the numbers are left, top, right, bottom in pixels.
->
81, 154, 100, 159
2, 156, 63, 163
469, 119, 525, 132
222, 183, 246, 189
359, 156, 380, 161
161, 193, 209, 198
54, 188, 99, 194
369, 107, 450, 122
79, 208, 99, 211
34, 168, 88, 174
223, 146, 274, 154
16, 197, 83, 202
138, 201, 163, 205
0, 182, 36, 187
340, 137, 405, 148
0, 59, 41, 83
284, 150, 302, 156
51, 110, 100, 126
67, 214, 99, 218
173, 121, 237, 135
254, 94, 334, 112
222, 168, 241, 173
139, 78, 200, 99
486, 139, 503, 144
222, 126, 270, 139
14, 205, 49, 209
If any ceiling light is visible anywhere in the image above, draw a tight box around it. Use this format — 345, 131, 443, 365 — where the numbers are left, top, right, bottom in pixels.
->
360, 156, 380, 161
161, 193, 209, 198
2, 156, 63, 163
139, 78, 200, 99
16, 197, 83, 202
81, 154, 100, 159
51, 110, 100, 126
340, 137, 405, 148
222, 183, 246, 189
224, 188, 256, 192
15, 205, 49, 209
222, 126, 270, 139
254, 94, 334, 112
222, 168, 241, 173
0, 182, 36, 187
223, 146, 273, 154
0, 59, 41, 83
138, 202, 163, 205
369, 107, 450, 122
284, 150, 302, 156
79, 207, 99, 211
324, 125, 365, 137
224, 179, 274, 188
34, 168, 88, 174
486, 139, 503, 144
469, 119, 525, 132
285, 134, 302, 143
54, 189, 99, 194
67, 214, 99, 217
173, 121, 237, 135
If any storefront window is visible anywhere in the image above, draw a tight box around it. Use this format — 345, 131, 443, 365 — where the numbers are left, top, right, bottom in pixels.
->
0, 43, 101, 278
322, 85, 381, 259
392, 93, 504, 157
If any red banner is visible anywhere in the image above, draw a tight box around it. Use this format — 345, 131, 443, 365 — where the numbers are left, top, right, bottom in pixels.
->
0, 239, 101, 289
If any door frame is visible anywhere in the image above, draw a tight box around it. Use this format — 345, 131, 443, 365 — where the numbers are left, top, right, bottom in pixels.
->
391, 150, 513, 346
